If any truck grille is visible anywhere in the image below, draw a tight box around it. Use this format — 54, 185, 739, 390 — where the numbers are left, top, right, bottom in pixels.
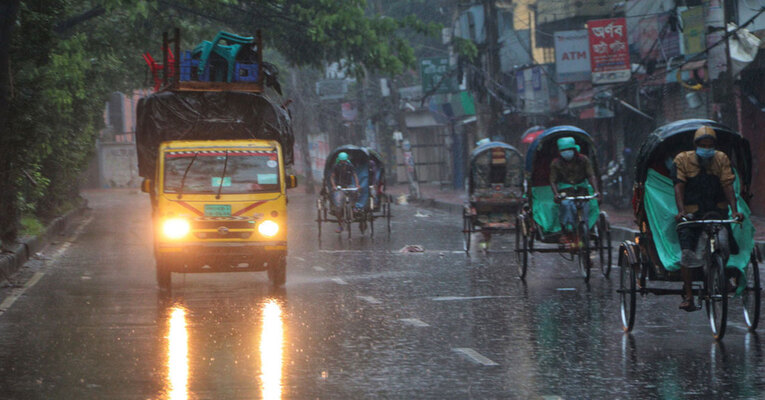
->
192, 220, 255, 229
194, 231, 253, 239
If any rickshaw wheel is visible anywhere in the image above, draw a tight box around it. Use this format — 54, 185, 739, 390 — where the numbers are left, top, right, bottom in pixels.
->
369, 209, 375, 237
514, 216, 521, 261
344, 202, 353, 238
619, 251, 636, 332
316, 198, 323, 238
386, 195, 392, 235
598, 217, 612, 278
577, 221, 591, 283
743, 252, 760, 331
706, 254, 728, 340
518, 222, 529, 279
462, 211, 472, 254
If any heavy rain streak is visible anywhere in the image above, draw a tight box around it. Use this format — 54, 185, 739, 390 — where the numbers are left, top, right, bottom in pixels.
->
0, 0, 765, 399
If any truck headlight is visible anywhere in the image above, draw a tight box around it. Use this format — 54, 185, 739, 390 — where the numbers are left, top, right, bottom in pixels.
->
163, 218, 190, 239
258, 220, 279, 237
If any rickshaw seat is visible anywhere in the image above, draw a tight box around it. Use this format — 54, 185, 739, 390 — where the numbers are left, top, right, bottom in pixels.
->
530, 185, 599, 235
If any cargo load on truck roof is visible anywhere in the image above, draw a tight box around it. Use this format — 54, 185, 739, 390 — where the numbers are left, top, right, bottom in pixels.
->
135, 90, 294, 178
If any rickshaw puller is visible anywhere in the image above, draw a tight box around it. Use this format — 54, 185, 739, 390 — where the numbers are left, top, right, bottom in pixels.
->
330, 152, 360, 233
550, 137, 600, 243
672, 126, 743, 312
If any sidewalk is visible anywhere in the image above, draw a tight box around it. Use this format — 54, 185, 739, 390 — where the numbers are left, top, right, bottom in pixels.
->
389, 182, 765, 253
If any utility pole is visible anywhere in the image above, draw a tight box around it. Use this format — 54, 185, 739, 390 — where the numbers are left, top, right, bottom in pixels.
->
475, 0, 502, 142
722, 0, 739, 131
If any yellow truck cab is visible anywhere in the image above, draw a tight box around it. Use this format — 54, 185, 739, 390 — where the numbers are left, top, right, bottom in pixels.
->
144, 139, 296, 288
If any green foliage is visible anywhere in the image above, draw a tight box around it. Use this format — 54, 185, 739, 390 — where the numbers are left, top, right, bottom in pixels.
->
2, 0, 432, 237
453, 37, 478, 62
20, 215, 45, 237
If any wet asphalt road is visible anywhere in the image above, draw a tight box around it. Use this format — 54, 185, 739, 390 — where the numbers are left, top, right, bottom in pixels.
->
0, 189, 762, 399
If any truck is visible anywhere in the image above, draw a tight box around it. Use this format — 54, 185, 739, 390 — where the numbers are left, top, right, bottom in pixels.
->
136, 90, 296, 289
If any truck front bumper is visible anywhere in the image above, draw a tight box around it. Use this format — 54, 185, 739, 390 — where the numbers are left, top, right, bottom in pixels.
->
157, 241, 286, 271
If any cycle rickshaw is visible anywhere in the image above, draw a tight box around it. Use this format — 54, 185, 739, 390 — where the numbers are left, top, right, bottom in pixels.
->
317, 145, 392, 238
462, 141, 524, 253
618, 119, 760, 340
515, 126, 612, 282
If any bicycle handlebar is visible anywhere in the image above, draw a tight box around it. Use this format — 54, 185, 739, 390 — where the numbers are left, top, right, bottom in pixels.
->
676, 218, 742, 229
560, 194, 597, 201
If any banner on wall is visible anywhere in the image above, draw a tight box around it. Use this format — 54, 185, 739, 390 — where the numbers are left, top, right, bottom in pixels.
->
588, 18, 631, 84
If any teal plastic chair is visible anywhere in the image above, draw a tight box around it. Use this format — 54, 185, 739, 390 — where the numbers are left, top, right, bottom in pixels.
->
193, 31, 254, 82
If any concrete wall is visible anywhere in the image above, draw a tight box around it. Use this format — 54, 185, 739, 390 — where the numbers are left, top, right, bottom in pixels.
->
98, 142, 140, 188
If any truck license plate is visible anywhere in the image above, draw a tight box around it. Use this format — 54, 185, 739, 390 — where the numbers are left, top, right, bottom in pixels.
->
204, 204, 232, 217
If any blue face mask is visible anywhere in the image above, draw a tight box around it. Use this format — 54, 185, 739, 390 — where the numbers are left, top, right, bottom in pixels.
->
696, 147, 715, 159
665, 158, 674, 171
560, 150, 575, 160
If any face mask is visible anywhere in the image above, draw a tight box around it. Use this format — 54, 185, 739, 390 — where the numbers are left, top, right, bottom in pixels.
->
696, 147, 715, 159
665, 158, 674, 171
560, 150, 575, 160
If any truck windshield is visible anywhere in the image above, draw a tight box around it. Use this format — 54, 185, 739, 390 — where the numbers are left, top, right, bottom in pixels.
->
163, 150, 280, 194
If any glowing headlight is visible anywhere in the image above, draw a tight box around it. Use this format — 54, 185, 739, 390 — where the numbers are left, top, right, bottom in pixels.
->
163, 218, 190, 239
258, 220, 279, 237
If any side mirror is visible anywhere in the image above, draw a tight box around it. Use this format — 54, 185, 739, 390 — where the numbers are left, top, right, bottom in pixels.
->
287, 175, 298, 189
141, 178, 152, 193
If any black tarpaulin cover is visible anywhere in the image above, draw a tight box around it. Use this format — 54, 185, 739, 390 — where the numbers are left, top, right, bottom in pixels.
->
135, 91, 294, 178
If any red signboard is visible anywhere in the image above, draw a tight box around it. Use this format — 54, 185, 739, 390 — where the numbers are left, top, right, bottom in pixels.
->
588, 18, 631, 84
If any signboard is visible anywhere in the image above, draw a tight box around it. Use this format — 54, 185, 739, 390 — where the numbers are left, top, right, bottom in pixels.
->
420, 57, 458, 94
633, 12, 680, 61
519, 67, 550, 114
316, 79, 348, 100
554, 30, 591, 83
499, 29, 532, 72
341, 102, 357, 121
588, 18, 631, 84
682, 7, 705, 55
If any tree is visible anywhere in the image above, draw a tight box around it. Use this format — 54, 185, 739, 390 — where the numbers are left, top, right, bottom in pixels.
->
0, 0, 428, 245
0, 0, 20, 249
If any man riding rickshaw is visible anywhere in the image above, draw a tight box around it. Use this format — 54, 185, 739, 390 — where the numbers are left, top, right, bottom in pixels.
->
516, 126, 612, 281
618, 119, 759, 340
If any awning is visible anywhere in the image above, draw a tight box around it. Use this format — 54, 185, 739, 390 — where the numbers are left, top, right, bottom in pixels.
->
521, 126, 545, 144
567, 90, 594, 109
405, 110, 444, 128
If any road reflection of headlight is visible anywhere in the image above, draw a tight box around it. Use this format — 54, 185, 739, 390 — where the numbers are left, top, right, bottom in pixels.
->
163, 218, 190, 239
258, 220, 279, 237
167, 306, 188, 400
260, 299, 284, 400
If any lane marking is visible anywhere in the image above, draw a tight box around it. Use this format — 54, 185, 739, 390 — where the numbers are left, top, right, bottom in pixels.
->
400, 318, 429, 327
453, 348, 499, 366
0, 215, 93, 316
291, 256, 306, 262
432, 295, 515, 301
0, 272, 45, 312
313, 266, 326, 272
331, 278, 348, 285
542, 396, 565, 400
357, 296, 381, 304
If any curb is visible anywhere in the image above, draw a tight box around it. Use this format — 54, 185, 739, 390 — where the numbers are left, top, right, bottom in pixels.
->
0, 201, 89, 281
412, 196, 765, 256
